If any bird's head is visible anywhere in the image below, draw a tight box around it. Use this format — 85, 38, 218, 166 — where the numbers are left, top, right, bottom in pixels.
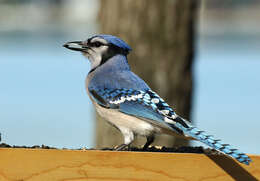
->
63, 34, 132, 70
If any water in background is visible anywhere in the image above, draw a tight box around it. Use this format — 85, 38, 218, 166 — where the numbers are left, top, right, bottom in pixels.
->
1, 1, 259, 153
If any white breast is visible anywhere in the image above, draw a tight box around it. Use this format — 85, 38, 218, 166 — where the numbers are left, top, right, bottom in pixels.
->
95, 103, 156, 137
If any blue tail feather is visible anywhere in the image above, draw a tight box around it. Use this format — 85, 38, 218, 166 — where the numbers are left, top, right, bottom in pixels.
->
171, 117, 252, 165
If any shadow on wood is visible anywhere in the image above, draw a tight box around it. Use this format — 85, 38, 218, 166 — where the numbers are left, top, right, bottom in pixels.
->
206, 154, 258, 181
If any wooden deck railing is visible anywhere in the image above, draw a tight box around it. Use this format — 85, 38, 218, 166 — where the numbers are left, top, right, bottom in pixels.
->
0, 148, 259, 181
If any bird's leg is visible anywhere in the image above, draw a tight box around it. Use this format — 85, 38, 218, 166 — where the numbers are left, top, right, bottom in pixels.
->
114, 127, 134, 151
143, 135, 155, 150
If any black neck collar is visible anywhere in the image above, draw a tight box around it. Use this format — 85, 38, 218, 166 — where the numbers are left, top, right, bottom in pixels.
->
88, 44, 129, 74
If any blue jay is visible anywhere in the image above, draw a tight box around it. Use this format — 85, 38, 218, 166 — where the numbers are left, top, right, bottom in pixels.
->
64, 34, 251, 165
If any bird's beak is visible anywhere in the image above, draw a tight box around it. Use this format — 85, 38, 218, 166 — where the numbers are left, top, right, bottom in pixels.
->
63, 41, 89, 52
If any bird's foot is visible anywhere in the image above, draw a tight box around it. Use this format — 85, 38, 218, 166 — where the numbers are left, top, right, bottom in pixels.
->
142, 136, 154, 151
114, 144, 130, 151
142, 144, 149, 151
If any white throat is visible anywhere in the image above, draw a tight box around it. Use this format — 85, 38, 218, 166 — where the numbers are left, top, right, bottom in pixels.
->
83, 45, 108, 70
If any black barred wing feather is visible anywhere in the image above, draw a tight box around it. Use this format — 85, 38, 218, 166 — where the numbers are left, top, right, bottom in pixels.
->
90, 88, 178, 116
89, 88, 182, 124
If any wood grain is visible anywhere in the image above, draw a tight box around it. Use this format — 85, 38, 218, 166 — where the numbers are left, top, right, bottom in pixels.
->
0, 148, 259, 181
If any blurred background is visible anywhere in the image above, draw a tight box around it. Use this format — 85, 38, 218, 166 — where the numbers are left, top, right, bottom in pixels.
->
0, 0, 259, 153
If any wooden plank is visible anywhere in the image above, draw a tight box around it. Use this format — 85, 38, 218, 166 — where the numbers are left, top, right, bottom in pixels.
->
0, 148, 259, 181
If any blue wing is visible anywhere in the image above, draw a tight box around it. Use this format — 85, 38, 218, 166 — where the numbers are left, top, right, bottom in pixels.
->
89, 88, 188, 134
89, 88, 163, 121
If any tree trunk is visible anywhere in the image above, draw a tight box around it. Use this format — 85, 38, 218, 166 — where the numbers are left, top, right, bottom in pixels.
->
96, 0, 198, 148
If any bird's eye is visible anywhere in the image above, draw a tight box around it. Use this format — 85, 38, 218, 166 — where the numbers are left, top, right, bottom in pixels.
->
93, 42, 102, 47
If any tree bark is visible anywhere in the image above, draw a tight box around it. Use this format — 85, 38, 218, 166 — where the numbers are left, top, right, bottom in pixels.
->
96, 0, 198, 148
